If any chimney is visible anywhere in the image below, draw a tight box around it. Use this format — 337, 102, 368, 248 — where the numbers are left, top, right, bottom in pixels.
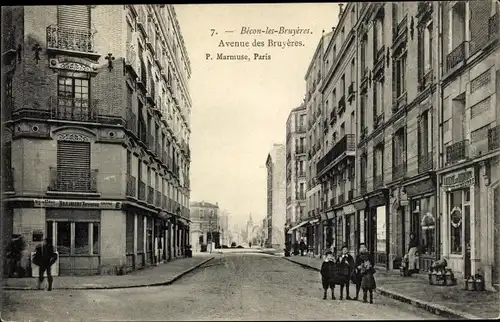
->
338, 4, 344, 20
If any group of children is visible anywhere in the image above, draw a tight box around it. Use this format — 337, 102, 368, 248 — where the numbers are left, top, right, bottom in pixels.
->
320, 243, 376, 304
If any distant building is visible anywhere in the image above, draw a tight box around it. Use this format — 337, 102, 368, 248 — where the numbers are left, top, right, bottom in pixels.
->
189, 201, 219, 251
219, 209, 229, 246
265, 144, 286, 249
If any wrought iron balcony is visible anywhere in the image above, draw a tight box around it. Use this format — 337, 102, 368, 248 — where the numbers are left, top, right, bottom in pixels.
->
374, 174, 384, 189
296, 192, 305, 200
488, 125, 500, 151
138, 181, 146, 201
330, 197, 335, 208
338, 95, 346, 114
297, 171, 306, 178
418, 151, 433, 173
4, 167, 14, 191
126, 174, 136, 197
126, 111, 138, 136
147, 186, 154, 204
48, 167, 98, 193
46, 25, 95, 54
348, 189, 354, 200
374, 113, 385, 129
48, 96, 98, 122
338, 193, 345, 204
296, 147, 306, 154
395, 15, 408, 39
489, 13, 499, 41
447, 41, 467, 70
392, 162, 407, 180
330, 109, 337, 124
446, 140, 469, 165
360, 180, 367, 195
316, 134, 355, 175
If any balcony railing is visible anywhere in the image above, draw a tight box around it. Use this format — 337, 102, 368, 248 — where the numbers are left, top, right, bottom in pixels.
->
374, 113, 385, 129
348, 189, 354, 200
46, 25, 94, 53
395, 15, 408, 39
488, 125, 500, 151
297, 171, 306, 177
48, 167, 98, 193
296, 193, 305, 200
374, 174, 384, 189
4, 167, 14, 191
338, 193, 345, 204
489, 13, 499, 41
360, 180, 367, 195
138, 181, 146, 201
392, 162, 407, 180
126, 174, 137, 197
446, 140, 469, 165
49, 96, 98, 122
338, 96, 346, 113
446, 41, 467, 70
147, 186, 154, 204
316, 134, 355, 174
348, 83, 355, 100
418, 152, 433, 173
296, 125, 306, 133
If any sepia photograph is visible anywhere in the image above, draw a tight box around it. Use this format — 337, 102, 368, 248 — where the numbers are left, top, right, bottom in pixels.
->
1, 2, 499, 321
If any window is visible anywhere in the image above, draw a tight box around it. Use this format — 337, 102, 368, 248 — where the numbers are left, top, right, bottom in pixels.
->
49, 221, 99, 255
351, 6, 356, 26
350, 59, 355, 86
396, 54, 407, 97
449, 190, 465, 254
424, 22, 433, 73
361, 35, 367, 72
341, 75, 346, 96
340, 123, 345, 137
58, 76, 90, 109
374, 145, 384, 176
360, 93, 366, 130
450, 2, 466, 51
393, 127, 406, 167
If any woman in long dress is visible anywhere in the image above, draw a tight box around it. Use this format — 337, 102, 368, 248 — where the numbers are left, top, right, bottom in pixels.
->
408, 233, 419, 273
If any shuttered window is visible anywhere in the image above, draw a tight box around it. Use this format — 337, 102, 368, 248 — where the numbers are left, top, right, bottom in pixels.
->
57, 141, 91, 192
57, 5, 90, 30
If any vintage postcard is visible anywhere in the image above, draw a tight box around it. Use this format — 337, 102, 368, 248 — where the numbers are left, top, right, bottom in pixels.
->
1, 2, 499, 321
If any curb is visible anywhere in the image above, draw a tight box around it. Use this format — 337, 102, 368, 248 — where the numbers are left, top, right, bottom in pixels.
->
283, 257, 479, 320
3, 257, 215, 291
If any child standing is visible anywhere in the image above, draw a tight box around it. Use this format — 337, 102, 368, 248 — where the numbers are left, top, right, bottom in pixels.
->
355, 243, 376, 303
320, 251, 337, 300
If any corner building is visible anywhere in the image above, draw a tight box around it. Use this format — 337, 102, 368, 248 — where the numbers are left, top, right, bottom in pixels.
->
285, 104, 307, 246
2, 5, 192, 275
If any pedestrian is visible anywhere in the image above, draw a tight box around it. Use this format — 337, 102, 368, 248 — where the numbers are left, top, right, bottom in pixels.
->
32, 238, 58, 291
293, 241, 300, 256
408, 232, 419, 274
299, 239, 306, 256
354, 243, 376, 304
320, 250, 338, 300
336, 244, 354, 300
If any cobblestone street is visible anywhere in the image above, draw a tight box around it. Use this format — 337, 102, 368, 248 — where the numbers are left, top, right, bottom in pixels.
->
3, 253, 443, 321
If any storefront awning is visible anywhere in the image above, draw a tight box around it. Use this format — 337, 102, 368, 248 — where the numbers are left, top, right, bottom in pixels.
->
287, 221, 308, 234
327, 211, 335, 219
320, 212, 328, 221
353, 199, 366, 210
309, 218, 319, 225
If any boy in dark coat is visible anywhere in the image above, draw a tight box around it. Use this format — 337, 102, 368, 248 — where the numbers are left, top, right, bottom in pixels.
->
32, 238, 58, 291
320, 251, 337, 300
355, 243, 376, 303
337, 244, 355, 300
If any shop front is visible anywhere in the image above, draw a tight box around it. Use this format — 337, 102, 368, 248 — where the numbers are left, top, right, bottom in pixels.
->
440, 168, 475, 280
389, 187, 406, 269
403, 175, 438, 272
364, 190, 389, 268
343, 204, 357, 256
352, 198, 367, 255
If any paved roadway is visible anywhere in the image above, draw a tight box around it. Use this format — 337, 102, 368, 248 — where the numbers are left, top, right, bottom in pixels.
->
2, 253, 444, 321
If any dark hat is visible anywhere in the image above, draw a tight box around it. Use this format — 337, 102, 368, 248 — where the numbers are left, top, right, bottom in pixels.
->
341, 244, 348, 250
325, 250, 333, 255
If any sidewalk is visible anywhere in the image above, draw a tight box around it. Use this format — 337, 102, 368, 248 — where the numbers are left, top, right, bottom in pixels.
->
3, 255, 214, 291
284, 255, 500, 320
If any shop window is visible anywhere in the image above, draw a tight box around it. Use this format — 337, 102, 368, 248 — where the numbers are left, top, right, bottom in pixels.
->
449, 190, 463, 254
57, 222, 71, 255
93, 223, 100, 255
415, 197, 436, 256
74, 222, 89, 254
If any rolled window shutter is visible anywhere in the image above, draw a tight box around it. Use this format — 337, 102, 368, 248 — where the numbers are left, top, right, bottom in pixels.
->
469, 0, 490, 56
57, 141, 91, 191
57, 5, 90, 30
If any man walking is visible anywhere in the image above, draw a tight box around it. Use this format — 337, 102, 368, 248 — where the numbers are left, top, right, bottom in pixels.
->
32, 238, 58, 291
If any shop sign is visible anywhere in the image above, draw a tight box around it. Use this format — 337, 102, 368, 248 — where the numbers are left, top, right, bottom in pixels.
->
33, 199, 122, 209
442, 170, 474, 190
400, 189, 409, 206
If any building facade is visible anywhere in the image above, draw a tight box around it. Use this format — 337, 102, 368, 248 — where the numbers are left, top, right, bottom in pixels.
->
265, 144, 286, 249
219, 209, 229, 247
189, 201, 220, 251
317, 3, 359, 257
1, 5, 191, 276
285, 104, 307, 245
304, 31, 333, 255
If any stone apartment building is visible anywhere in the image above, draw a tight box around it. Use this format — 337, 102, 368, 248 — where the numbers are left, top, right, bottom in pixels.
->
265, 144, 286, 249
295, 1, 499, 291
285, 104, 307, 245
1, 5, 191, 276
189, 201, 220, 251
304, 31, 332, 255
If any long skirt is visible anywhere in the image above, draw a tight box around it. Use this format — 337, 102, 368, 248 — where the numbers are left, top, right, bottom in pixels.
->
408, 247, 419, 271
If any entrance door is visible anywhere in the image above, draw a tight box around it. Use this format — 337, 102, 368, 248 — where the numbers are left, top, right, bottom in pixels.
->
464, 203, 471, 278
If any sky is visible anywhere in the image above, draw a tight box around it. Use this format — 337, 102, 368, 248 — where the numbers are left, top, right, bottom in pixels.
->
175, 3, 340, 229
